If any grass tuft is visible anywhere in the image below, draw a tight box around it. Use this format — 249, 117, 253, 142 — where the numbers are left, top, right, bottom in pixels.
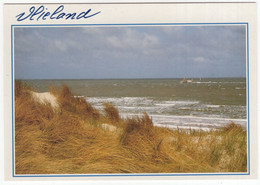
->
103, 103, 120, 123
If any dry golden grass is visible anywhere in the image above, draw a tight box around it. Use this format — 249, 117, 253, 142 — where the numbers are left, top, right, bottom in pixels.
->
103, 103, 120, 124
14, 81, 247, 174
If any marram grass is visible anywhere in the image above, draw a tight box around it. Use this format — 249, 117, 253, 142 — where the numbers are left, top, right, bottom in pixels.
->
14, 81, 247, 174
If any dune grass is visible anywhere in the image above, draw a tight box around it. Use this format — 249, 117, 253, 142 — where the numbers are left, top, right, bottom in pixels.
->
14, 81, 247, 174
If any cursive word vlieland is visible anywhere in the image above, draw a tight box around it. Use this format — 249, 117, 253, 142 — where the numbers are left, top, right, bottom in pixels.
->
16, 5, 101, 21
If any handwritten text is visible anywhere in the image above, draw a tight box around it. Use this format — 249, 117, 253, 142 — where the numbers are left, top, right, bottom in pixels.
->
16, 5, 101, 21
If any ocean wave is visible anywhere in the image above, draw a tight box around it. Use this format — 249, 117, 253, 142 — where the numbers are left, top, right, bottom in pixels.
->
86, 96, 247, 129
194, 81, 246, 84
121, 113, 247, 131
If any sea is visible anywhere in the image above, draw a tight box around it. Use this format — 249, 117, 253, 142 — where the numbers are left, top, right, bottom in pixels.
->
22, 78, 247, 131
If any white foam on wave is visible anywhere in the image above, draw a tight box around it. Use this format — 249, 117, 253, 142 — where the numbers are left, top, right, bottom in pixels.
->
155, 100, 199, 107
88, 97, 204, 118
206, 105, 222, 108
153, 123, 213, 131
74, 96, 85, 98
87, 97, 199, 106
155, 103, 176, 107
235, 87, 245, 90
123, 113, 246, 122
86, 97, 150, 104
85, 96, 247, 130
86, 97, 199, 111
194, 81, 245, 84
120, 113, 247, 131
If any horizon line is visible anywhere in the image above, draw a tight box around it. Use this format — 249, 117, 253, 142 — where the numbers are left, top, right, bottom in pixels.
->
16, 77, 247, 80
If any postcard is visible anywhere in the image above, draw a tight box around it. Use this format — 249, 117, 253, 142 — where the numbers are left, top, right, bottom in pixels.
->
3, 2, 258, 181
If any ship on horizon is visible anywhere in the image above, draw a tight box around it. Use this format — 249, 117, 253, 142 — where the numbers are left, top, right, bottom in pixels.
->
180, 78, 193, 83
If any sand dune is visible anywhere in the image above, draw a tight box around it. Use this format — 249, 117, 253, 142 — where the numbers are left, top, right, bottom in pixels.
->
31, 91, 59, 109
101, 123, 118, 132
14, 83, 247, 174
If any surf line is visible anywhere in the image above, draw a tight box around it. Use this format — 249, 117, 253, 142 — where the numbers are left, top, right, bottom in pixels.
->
16, 5, 101, 21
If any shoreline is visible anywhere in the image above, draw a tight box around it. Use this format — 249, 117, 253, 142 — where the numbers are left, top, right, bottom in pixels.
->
29, 90, 247, 131
28, 88, 247, 131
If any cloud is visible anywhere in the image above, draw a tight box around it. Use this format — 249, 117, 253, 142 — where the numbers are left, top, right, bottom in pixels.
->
54, 40, 68, 52
161, 26, 184, 35
107, 36, 123, 48
51, 38, 81, 53
193, 57, 206, 63
14, 25, 246, 79
142, 33, 159, 48
105, 28, 160, 52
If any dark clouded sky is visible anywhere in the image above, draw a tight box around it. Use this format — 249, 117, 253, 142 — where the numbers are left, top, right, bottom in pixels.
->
14, 25, 246, 79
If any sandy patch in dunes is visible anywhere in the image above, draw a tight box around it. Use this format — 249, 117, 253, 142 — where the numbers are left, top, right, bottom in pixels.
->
101, 123, 118, 132
31, 92, 59, 109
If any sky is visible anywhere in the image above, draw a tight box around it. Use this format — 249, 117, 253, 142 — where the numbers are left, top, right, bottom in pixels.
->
14, 25, 246, 79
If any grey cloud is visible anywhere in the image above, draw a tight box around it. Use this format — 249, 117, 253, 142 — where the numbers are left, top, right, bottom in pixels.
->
14, 25, 246, 79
